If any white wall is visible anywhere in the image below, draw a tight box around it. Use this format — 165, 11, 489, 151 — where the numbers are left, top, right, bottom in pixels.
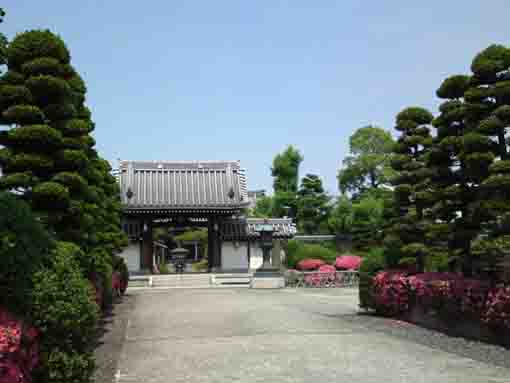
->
119, 242, 140, 272
221, 242, 249, 270
249, 245, 264, 270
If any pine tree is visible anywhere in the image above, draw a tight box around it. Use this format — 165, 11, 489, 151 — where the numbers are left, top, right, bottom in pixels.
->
296, 174, 331, 234
389, 107, 434, 272
467, 45, 510, 278
0, 29, 126, 292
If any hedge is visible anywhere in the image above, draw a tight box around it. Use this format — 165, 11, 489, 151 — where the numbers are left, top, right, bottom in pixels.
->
30, 242, 98, 383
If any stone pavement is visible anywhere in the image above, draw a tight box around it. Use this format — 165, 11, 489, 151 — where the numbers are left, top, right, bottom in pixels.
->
114, 288, 510, 383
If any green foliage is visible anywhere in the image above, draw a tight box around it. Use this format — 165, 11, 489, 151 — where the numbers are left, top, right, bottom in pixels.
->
338, 125, 395, 195
271, 145, 303, 193
26, 75, 72, 103
285, 241, 336, 268
328, 196, 353, 234
7, 152, 54, 172
436, 75, 470, 99
0, 171, 37, 189
0, 85, 32, 108
3, 104, 45, 124
192, 258, 208, 272
471, 44, 510, 81
272, 190, 298, 218
358, 248, 386, 310
251, 195, 273, 218
21, 57, 64, 77
158, 263, 170, 274
30, 241, 98, 383
56, 149, 88, 170
359, 247, 385, 275
8, 124, 62, 148
58, 118, 92, 136
0, 192, 52, 312
174, 229, 208, 243
43, 102, 76, 120
8, 30, 70, 69
350, 195, 384, 251
32, 182, 69, 210
52, 172, 88, 193
40, 349, 95, 383
296, 174, 331, 234
0, 70, 25, 85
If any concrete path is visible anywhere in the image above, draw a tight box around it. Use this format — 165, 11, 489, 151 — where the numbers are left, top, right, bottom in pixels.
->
116, 288, 510, 383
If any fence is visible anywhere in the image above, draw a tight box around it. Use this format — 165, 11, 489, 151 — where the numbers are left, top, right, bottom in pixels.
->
285, 270, 359, 288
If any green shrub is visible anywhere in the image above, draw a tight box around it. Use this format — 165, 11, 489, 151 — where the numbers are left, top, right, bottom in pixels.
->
359, 247, 386, 275
192, 259, 208, 272
359, 247, 386, 310
0, 192, 52, 312
158, 263, 170, 274
30, 241, 98, 383
286, 241, 336, 269
42, 349, 95, 383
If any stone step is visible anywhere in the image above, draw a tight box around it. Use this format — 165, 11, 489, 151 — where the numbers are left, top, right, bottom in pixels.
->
211, 274, 252, 286
151, 274, 212, 288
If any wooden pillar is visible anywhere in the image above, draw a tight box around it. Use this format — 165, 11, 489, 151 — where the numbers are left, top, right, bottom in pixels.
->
208, 218, 217, 272
141, 219, 153, 271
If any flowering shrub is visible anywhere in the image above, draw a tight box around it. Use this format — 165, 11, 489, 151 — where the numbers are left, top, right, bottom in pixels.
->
408, 273, 461, 311
304, 264, 336, 286
112, 272, 121, 297
450, 279, 490, 319
335, 255, 362, 270
372, 270, 509, 336
483, 286, 510, 330
0, 307, 39, 383
113, 255, 129, 294
372, 271, 410, 316
296, 258, 325, 271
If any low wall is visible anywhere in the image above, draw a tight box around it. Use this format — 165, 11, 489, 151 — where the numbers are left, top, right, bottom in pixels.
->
401, 305, 510, 349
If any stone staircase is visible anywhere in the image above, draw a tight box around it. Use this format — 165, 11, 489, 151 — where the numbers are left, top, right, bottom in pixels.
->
151, 273, 212, 288
128, 273, 253, 289
211, 273, 252, 287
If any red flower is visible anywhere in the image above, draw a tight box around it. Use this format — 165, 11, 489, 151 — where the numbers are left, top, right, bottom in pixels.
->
297, 259, 325, 271
335, 255, 362, 270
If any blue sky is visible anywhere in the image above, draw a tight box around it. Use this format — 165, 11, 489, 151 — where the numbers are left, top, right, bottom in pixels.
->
3, 1, 510, 193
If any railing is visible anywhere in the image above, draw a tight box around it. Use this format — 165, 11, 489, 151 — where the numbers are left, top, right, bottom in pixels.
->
285, 270, 359, 288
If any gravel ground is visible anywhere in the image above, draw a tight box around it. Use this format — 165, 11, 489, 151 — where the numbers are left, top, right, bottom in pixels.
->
341, 310, 510, 369
92, 294, 135, 383
111, 287, 510, 383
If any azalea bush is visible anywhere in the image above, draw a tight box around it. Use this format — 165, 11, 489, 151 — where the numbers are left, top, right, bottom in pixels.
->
483, 286, 510, 330
372, 271, 410, 316
113, 255, 129, 294
0, 308, 39, 383
296, 258, 325, 271
371, 271, 510, 335
335, 255, 362, 270
303, 264, 336, 286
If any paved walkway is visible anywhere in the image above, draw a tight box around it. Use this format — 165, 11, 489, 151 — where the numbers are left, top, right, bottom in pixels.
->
115, 288, 510, 383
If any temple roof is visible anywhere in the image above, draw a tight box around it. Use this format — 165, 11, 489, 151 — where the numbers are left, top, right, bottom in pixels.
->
221, 218, 296, 240
119, 160, 248, 213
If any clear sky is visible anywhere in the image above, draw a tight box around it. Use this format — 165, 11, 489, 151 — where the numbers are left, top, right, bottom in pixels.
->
3, 1, 510, 194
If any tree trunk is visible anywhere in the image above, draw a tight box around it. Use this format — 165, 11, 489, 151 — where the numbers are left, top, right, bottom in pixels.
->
498, 130, 508, 160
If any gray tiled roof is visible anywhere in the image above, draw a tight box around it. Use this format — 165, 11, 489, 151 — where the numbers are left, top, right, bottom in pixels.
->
221, 218, 296, 240
120, 160, 249, 212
